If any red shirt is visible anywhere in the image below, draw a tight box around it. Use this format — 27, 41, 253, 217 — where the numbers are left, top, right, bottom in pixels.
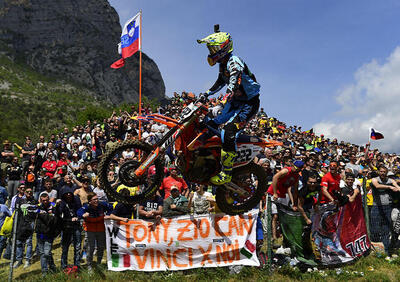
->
319, 172, 341, 204
267, 167, 299, 198
42, 160, 57, 178
160, 176, 188, 199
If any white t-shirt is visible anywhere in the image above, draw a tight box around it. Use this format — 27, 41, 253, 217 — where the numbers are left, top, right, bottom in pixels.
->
192, 191, 213, 214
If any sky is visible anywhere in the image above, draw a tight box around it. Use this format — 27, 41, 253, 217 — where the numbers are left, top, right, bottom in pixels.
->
109, 0, 400, 153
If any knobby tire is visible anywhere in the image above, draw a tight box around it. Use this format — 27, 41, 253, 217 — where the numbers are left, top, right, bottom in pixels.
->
98, 140, 164, 205
216, 162, 267, 215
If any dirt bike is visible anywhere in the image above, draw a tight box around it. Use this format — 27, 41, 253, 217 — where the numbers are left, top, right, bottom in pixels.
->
98, 96, 282, 215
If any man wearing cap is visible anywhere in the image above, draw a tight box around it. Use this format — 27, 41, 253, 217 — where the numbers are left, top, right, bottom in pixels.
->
270, 149, 283, 172
6, 157, 23, 200
162, 186, 189, 218
56, 184, 82, 270
105, 134, 117, 152
267, 160, 304, 211
320, 161, 341, 204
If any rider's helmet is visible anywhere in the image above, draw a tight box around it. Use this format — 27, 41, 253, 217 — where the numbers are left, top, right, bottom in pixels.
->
197, 32, 233, 66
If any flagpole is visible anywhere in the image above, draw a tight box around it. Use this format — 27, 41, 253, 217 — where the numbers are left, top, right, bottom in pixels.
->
366, 128, 371, 158
138, 10, 143, 140
368, 128, 371, 144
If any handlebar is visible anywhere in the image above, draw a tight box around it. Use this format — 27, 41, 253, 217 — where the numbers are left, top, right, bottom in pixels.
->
198, 93, 211, 104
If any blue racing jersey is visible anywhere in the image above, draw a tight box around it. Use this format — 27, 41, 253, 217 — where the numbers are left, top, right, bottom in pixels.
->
206, 55, 260, 101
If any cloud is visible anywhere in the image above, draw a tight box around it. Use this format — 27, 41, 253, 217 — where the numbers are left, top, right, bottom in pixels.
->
313, 46, 400, 153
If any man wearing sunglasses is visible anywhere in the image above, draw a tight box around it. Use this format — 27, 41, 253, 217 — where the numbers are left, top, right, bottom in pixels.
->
320, 161, 341, 204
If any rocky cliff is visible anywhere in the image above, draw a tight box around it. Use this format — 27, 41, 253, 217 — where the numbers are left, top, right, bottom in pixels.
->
0, 0, 166, 104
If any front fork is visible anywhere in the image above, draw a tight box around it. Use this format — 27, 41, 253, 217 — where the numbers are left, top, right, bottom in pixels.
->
133, 147, 161, 177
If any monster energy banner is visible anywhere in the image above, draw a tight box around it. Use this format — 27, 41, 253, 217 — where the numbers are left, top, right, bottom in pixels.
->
312, 194, 371, 266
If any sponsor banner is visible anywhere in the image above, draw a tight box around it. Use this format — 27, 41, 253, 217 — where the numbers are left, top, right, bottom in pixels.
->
105, 210, 259, 271
312, 194, 371, 266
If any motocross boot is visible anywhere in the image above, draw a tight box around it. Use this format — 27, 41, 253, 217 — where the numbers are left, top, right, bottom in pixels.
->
210, 150, 237, 185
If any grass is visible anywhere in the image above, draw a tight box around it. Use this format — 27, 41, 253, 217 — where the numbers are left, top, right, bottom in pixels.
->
1, 237, 400, 281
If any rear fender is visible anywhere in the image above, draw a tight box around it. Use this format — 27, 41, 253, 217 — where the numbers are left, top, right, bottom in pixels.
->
135, 114, 178, 128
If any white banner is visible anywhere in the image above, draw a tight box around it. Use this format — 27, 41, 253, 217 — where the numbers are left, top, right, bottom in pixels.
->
105, 210, 259, 271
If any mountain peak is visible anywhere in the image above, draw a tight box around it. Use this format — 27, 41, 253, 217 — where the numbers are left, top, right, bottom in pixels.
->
0, 0, 166, 104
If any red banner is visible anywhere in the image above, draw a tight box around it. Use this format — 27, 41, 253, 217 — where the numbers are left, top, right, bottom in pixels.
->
312, 194, 371, 266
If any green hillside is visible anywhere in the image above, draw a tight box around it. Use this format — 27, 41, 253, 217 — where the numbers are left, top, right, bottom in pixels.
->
0, 50, 114, 143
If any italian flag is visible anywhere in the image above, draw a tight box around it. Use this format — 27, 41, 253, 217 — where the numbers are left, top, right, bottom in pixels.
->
112, 253, 132, 268
240, 240, 256, 259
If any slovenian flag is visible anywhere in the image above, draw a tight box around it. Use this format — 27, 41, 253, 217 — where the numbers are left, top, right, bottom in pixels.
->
111, 12, 141, 69
371, 128, 384, 140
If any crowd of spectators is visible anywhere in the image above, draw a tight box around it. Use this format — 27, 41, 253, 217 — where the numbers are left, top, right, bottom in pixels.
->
0, 90, 399, 275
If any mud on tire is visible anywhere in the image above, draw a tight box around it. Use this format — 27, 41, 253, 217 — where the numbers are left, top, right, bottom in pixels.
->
98, 140, 164, 205
215, 162, 267, 215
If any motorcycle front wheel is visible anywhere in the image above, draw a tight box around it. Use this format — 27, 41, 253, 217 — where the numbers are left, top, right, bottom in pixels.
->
98, 140, 164, 205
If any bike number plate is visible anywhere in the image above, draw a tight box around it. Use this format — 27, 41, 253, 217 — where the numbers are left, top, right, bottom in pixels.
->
235, 148, 252, 163
179, 103, 198, 120
234, 145, 263, 165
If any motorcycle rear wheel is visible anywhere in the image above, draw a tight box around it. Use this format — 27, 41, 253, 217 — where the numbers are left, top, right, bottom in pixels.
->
215, 162, 267, 215
98, 140, 164, 205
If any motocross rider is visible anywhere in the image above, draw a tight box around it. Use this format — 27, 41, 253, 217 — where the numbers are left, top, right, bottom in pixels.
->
198, 29, 260, 185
